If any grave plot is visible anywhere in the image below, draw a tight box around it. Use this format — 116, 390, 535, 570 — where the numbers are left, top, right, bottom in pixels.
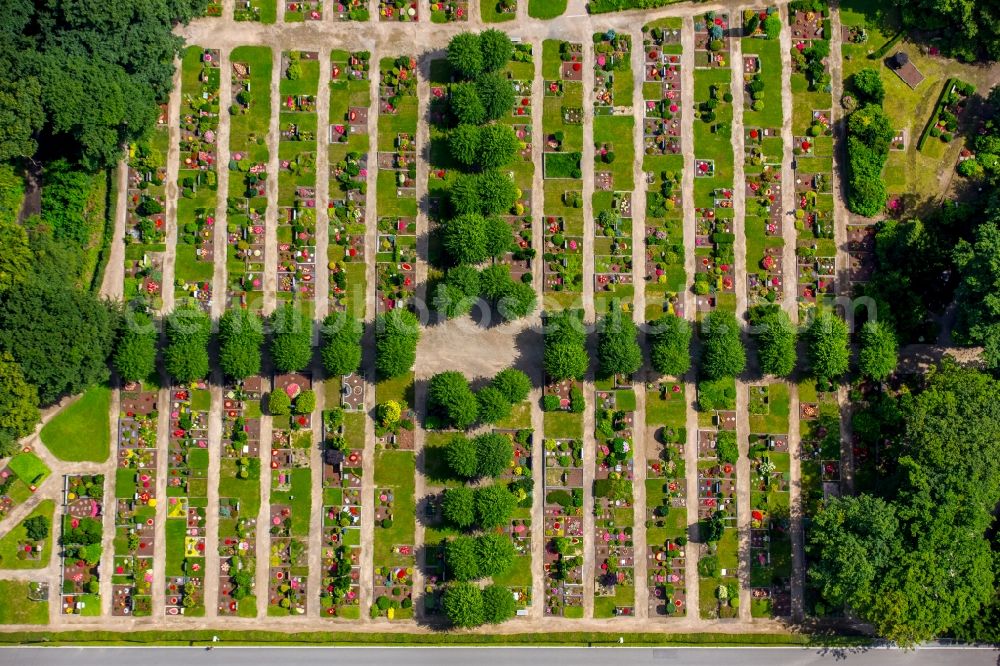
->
267, 374, 315, 616
332, 0, 370, 20
176, 47, 221, 312
204, 1, 223, 16
694, 11, 732, 69
744, 128, 784, 308
796, 247, 836, 312
430, 0, 468, 22
112, 383, 159, 617
0, 498, 54, 569
592, 386, 637, 618
124, 111, 169, 311
642, 19, 686, 321
492, 428, 536, 612
0, 452, 50, 521
593, 30, 632, 112
542, 40, 585, 310
746, 382, 791, 618
277, 51, 320, 311
328, 50, 371, 319
372, 447, 416, 620
741, 8, 784, 129
284, 0, 322, 21
846, 224, 875, 284
592, 190, 634, 310
164, 385, 211, 616
228, 48, 273, 311
61, 474, 104, 616
234, 0, 277, 22
217, 378, 264, 618
692, 40, 736, 314
792, 168, 835, 302
645, 382, 688, 618
696, 422, 739, 619
319, 405, 364, 619
543, 438, 584, 618
798, 379, 841, 616
378, 0, 418, 21
482, 0, 516, 22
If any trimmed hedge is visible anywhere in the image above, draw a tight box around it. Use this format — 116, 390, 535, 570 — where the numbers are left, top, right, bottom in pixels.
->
868, 32, 904, 60
916, 78, 955, 151
587, 0, 684, 13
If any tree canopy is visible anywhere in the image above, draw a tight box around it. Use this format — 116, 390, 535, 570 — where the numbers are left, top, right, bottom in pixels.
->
0, 351, 40, 439
113, 312, 158, 383
269, 304, 312, 373
857, 320, 898, 381
428, 371, 479, 430
218, 308, 264, 381
596, 304, 642, 379
374, 309, 419, 379
163, 304, 211, 383
648, 314, 692, 377
320, 312, 363, 377
699, 310, 746, 380
543, 309, 589, 381
803, 311, 850, 382
749, 306, 797, 377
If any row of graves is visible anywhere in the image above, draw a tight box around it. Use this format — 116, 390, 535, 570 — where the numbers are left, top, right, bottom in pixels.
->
268, 373, 315, 615
592, 384, 637, 618
642, 19, 687, 321
234, 0, 275, 22
164, 385, 211, 616
124, 107, 169, 311
176, 47, 221, 312
332, 0, 370, 21
112, 383, 159, 617
696, 408, 740, 619
62, 474, 105, 616
692, 188, 736, 313
694, 11, 732, 69
744, 125, 785, 307
328, 50, 372, 318
429, 0, 468, 23
228, 49, 272, 311
218, 377, 264, 617
376, 56, 418, 314
543, 436, 584, 618
592, 32, 636, 313
319, 406, 363, 618
278, 51, 321, 308
542, 41, 585, 307
379, 0, 418, 22
644, 381, 688, 618
746, 383, 792, 618
285, 0, 323, 21
371, 443, 416, 620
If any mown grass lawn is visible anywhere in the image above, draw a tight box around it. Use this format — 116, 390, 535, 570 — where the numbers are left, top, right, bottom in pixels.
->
0, 581, 48, 624
40, 385, 111, 462
528, 0, 566, 19
0, 500, 55, 569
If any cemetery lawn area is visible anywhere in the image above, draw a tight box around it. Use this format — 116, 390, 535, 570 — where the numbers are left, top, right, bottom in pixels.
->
528, 0, 566, 19
40, 385, 111, 462
480, 0, 515, 22
545, 412, 582, 439
0, 581, 48, 624
0, 500, 55, 569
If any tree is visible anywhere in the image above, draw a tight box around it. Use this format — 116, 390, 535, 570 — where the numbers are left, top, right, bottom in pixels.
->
475, 532, 515, 576
474, 484, 517, 528
476, 386, 511, 424
295, 389, 315, 414
0, 275, 115, 405
596, 304, 642, 379
804, 311, 850, 381
447, 32, 483, 80
445, 536, 481, 581
477, 124, 519, 169
163, 304, 211, 383
268, 389, 291, 416
763, 14, 782, 39
480, 29, 513, 72
496, 280, 536, 321
447, 435, 478, 479
490, 368, 531, 404
858, 320, 898, 381
475, 432, 513, 477
476, 73, 516, 122
449, 124, 480, 167
443, 582, 484, 628
476, 170, 518, 215
218, 308, 264, 381
481, 584, 516, 624
442, 486, 476, 528
428, 371, 479, 429
450, 83, 486, 125
113, 312, 157, 383
442, 213, 489, 266
270, 304, 312, 373
750, 307, 797, 377
483, 214, 514, 259
807, 495, 904, 614
648, 314, 692, 377
376, 400, 401, 428
375, 309, 420, 378
320, 312, 363, 377
0, 77, 43, 162
543, 310, 589, 381
23, 515, 49, 541
700, 310, 746, 380
0, 352, 39, 439
851, 68, 885, 105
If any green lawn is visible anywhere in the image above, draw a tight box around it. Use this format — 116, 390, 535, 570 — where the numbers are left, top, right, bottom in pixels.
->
528, 0, 566, 19
40, 385, 111, 462
0, 500, 55, 569
9, 452, 50, 487
373, 450, 415, 567
481, 0, 515, 22
545, 411, 582, 439
0, 581, 48, 624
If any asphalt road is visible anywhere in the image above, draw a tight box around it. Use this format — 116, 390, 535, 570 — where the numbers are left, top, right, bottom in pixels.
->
0, 647, 997, 666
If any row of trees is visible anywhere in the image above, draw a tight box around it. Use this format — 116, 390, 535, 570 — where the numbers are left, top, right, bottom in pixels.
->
845, 69, 892, 217
433, 264, 536, 322
428, 369, 531, 430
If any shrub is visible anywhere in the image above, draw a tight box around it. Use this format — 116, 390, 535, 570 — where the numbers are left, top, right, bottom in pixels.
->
716, 431, 738, 464
481, 584, 516, 624
268, 390, 291, 416
428, 371, 479, 430
490, 368, 531, 404
474, 484, 517, 528
446, 435, 479, 478
443, 582, 484, 628
648, 314, 692, 377
375, 309, 420, 378
445, 536, 481, 581
442, 487, 476, 528
294, 389, 315, 415
700, 310, 746, 379
542, 394, 561, 411
476, 386, 511, 425
475, 532, 515, 577
475, 432, 513, 477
